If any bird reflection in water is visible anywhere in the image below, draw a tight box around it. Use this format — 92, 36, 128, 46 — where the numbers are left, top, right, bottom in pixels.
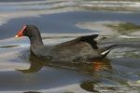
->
17, 52, 112, 75
17, 52, 113, 92
93, 58, 112, 72
17, 53, 46, 73
80, 59, 113, 92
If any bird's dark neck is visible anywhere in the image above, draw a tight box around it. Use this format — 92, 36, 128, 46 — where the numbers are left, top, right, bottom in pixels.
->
29, 35, 44, 48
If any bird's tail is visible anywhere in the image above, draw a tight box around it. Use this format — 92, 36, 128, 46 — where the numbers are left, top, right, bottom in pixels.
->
100, 49, 111, 58
99, 44, 117, 58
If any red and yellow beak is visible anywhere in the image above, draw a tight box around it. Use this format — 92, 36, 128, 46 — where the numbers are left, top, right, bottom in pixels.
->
15, 35, 19, 38
15, 25, 27, 38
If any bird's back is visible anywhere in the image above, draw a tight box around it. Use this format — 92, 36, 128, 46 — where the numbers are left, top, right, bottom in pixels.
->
37, 41, 100, 63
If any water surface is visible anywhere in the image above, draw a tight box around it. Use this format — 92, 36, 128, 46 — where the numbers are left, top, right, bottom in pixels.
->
0, 0, 140, 93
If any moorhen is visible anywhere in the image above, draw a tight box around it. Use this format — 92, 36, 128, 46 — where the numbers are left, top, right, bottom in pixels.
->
15, 25, 116, 63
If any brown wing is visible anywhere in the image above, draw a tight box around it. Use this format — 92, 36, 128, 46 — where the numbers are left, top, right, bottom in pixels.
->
57, 34, 98, 49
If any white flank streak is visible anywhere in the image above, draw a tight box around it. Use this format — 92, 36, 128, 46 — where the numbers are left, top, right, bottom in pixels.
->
101, 50, 110, 55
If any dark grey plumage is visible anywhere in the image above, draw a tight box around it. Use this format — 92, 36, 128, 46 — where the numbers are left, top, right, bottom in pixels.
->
17, 25, 116, 63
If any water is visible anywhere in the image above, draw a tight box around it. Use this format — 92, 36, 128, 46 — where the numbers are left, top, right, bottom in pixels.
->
1, 11, 140, 39
0, 0, 140, 93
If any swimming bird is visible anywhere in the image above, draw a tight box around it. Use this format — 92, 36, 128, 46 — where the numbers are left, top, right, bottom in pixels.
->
15, 25, 116, 63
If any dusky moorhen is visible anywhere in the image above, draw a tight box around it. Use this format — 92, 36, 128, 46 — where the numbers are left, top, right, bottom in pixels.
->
15, 25, 116, 63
